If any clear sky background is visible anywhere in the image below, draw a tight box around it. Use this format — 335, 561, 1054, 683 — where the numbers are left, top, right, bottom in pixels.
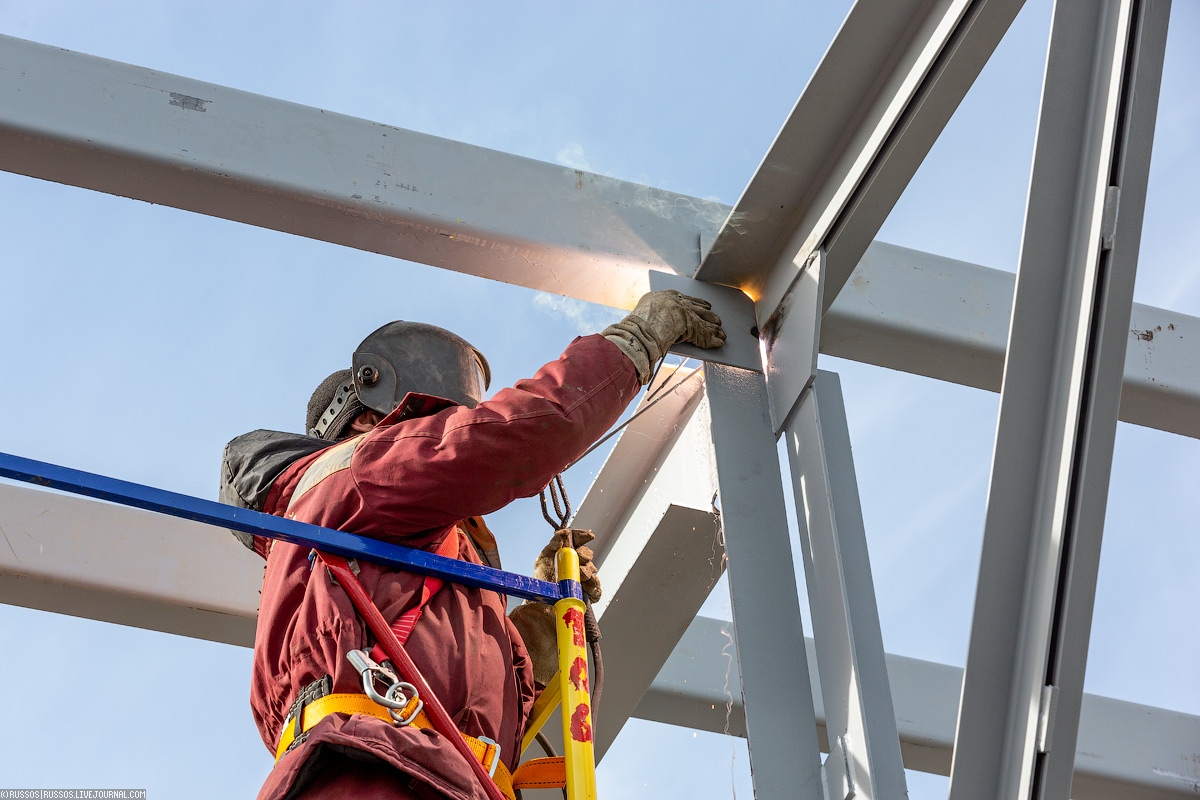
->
0, 2, 1197, 798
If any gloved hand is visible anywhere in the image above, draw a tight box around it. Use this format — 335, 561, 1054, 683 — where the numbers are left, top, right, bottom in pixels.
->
509, 528, 600, 688
602, 289, 726, 384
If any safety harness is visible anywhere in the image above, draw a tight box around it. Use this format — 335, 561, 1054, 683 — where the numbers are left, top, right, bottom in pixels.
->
275, 519, 567, 800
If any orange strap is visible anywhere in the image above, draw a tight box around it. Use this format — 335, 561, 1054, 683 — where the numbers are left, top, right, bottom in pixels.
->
369, 527, 461, 662
512, 757, 567, 790
275, 692, 568, 795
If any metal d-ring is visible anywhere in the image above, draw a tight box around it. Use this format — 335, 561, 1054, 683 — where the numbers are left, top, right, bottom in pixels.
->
385, 681, 423, 725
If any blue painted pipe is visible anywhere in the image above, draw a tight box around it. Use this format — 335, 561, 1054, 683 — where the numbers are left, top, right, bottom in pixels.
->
0, 451, 579, 604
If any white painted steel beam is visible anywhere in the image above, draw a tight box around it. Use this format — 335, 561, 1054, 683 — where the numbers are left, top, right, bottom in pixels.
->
0, 34, 725, 311
949, 1, 1171, 798
2, 36, 1199, 439
589, 502, 722, 761
3, 481, 1195, 798
704, 366, 824, 800
569, 367, 724, 761
0, 480, 260, 645
696, 0, 1026, 321
785, 372, 907, 798
823, 242, 1200, 441
634, 616, 1200, 800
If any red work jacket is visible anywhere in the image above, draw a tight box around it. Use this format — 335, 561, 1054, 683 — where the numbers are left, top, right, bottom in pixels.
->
250, 335, 639, 800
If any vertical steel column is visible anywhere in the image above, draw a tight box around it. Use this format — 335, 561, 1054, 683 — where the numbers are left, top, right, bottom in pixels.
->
784, 371, 908, 799
948, 1, 1171, 799
705, 365, 824, 800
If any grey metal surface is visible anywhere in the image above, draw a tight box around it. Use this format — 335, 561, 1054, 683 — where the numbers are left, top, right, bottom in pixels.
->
0, 480, 260, 645
1031, 2, 1172, 797
590, 504, 723, 760
785, 371, 907, 799
3, 35, 1200, 439
0, 34, 725, 311
647, 271, 762, 372
696, 0, 1026, 320
763, 250, 824, 432
572, 370, 724, 760
705, 365, 823, 800
822, 241, 1200, 439
949, 1, 1171, 798
4, 473, 1196, 798
634, 616, 1200, 799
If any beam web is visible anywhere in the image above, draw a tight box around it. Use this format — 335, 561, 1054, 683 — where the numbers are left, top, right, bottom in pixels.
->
704, 365, 823, 800
947, 0, 1171, 797
784, 371, 907, 799
696, 0, 1027, 320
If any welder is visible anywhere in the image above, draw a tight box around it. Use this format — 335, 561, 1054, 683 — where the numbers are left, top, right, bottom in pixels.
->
219, 289, 725, 799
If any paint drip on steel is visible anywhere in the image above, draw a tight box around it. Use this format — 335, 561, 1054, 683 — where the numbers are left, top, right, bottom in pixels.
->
563, 607, 585, 646
569, 656, 588, 693
570, 703, 593, 743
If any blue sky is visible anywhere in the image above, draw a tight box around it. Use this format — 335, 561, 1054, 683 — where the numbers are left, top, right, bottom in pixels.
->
0, 1, 1197, 798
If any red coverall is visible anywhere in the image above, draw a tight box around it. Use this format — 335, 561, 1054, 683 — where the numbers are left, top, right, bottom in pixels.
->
250, 335, 639, 800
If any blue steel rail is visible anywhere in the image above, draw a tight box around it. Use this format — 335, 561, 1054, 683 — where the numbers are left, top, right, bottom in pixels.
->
0, 451, 577, 604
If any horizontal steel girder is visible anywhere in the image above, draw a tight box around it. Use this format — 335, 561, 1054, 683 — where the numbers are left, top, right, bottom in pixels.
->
824, 242, 1200, 440
635, 616, 1200, 800
1, 455, 1195, 797
0, 34, 725, 311
1, 36, 1196, 439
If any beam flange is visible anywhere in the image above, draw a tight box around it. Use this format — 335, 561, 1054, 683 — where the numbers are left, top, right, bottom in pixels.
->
0, 34, 726, 311
569, 367, 724, 760
705, 366, 824, 800
821, 242, 1200, 440
634, 616, 1200, 800
949, 1, 1171, 797
3, 481, 1196, 799
0, 480, 260, 645
696, 0, 1026, 320
2, 36, 1199, 439
785, 371, 907, 798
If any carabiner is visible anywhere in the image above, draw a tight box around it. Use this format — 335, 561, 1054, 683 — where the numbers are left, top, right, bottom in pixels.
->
346, 649, 424, 724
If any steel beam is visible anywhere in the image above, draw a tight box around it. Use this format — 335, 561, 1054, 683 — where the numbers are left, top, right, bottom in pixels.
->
696, 0, 1026, 321
570, 368, 724, 760
784, 372, 907, 799
3, 483, 1195, 798
0, 34, 725, 311
2, 37, 1199, 438
588, 503, 722, 760
822, 242, 1200, 441
704, 366, 823, 800
634, 616, 1200, 800
949, 1, 1171, 798
0, 479, 260, 646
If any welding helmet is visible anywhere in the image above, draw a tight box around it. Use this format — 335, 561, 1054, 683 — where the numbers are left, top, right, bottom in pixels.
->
309, 322, 490, 441
355, 320, 490, 410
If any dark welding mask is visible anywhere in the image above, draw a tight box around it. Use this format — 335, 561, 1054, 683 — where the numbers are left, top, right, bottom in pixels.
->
351, 321, 491, 416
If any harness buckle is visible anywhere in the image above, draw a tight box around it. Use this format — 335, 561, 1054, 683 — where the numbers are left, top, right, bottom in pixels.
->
477, 735, 502, 778
346, 649, 423, 725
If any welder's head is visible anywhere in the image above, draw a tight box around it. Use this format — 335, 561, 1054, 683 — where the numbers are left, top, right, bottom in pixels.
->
307, 322, 491, 441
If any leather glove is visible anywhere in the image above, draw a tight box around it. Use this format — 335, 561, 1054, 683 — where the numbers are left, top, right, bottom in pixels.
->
509, 528, 600, 687
602, 289, 726, 384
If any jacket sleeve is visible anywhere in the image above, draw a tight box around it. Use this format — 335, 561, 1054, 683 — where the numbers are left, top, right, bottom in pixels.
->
350, 334, 640, 538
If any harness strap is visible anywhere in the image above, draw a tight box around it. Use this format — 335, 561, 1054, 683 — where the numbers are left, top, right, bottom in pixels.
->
368, 526, 461, 663
275, 691, 568, 798
322, 553, 510, 800
275, 692, 513, 800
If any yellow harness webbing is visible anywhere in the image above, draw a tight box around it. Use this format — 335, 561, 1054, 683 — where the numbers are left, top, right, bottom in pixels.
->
274, 692, 565, 799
